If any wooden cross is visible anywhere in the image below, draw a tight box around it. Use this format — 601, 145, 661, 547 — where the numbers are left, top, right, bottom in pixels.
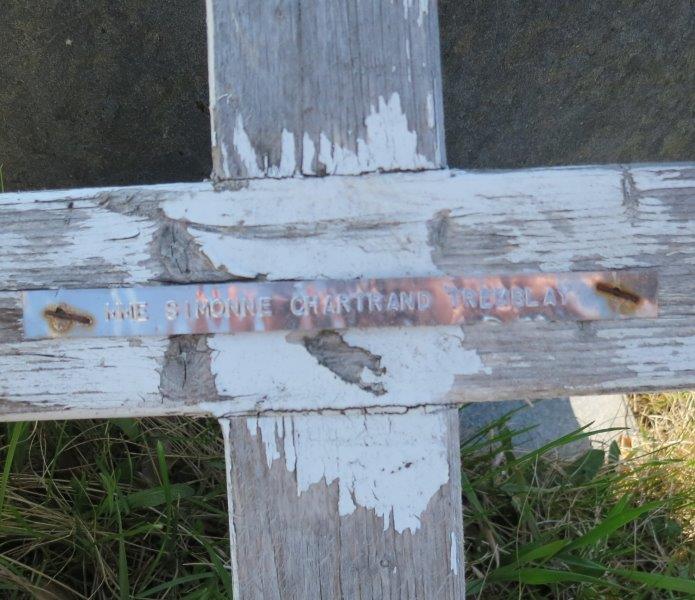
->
1, 2, 693, 598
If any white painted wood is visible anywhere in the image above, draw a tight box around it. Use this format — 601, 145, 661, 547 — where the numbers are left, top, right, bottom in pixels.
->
0, 165, 693, 420
0, 165, 692, 290
219, 408, 465, 599
1, 318, 693, 421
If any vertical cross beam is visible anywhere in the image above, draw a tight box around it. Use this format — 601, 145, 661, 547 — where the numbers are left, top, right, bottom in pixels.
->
206, 0, 446, 179
221, 411, 464, 598
206, 1, 464, 597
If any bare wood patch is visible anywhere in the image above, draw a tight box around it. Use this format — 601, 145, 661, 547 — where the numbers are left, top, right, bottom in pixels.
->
159, 335, 218, 404
302, 330, 387, 396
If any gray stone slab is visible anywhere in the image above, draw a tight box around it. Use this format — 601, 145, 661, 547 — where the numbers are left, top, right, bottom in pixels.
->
440, 0, 695, 169
459, 395, 637, 459
0, 1, 211, 191
2, 2, 692, 191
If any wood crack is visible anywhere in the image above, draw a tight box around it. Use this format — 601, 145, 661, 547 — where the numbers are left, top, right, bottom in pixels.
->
97, 190, 245, 283
621, 167, 641, 225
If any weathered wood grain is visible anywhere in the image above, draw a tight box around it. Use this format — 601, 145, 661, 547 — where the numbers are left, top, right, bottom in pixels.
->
1, 166, 692, 289
207, 0, 445, 179
0, 165, 694, 420
220, 408, 465, 599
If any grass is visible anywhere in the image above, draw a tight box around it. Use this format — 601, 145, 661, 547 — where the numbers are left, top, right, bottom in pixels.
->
0, 393, 692, 598
629, 391, 695, 541
461, 391, 694, 599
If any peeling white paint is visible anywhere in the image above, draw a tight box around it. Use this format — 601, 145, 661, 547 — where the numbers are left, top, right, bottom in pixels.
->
440, 167, 693, 271
596, 328, 695, 379
10, 162, 695, 282
246, 415, 282, 468
216, 92, 436, 177
0, 201, 160, 283
267, 129, 296, 178
0, 181, 212, 208
198, 324, 491, 420
219, 143, 232, 179
162, 174, 446, 279
181, 216, 439, 279
207, 327, 487, 413
629, 165, 695, 190
3, 165, 692, 290
319, 132, 358, 175
158, 166, 695, 282
426, 92, 435, 129
0, 180, 208, 287
233, 114, 263, 178
245, 409, 451, 533
450, 532, 459, 575
317, 93, 435, 175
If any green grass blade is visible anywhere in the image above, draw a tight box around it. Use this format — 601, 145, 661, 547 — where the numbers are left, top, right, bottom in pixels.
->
511, 540, 569, 566
198, 536, 233, 597
605, 493, 632, 520
459, 423, 538, 455
156, 440, 173, 507
459, 406, 523, 447
140, 572, 216, 597
0, 422, 28, 515
567, 448, 605, 484
125, 484, 194, 510
514, 426, 624, 467
99, 462, 130, 600
488, 566, 619, 587
460, 470, 486, 516
113, 418, 141, 441
610, 568, 695, 594
557, 554, 609, 576
565, 499, 664, 551
117, 523, 129, 600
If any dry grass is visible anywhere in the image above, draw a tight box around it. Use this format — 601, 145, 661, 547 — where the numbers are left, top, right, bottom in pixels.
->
628, 391, 695, 541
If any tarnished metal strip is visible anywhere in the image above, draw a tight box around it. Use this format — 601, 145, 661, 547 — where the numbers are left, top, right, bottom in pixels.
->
22, 270, 658, 340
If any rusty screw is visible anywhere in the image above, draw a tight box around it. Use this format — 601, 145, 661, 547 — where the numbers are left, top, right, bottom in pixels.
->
595, 282, 640, 304
43, 304, 94, 334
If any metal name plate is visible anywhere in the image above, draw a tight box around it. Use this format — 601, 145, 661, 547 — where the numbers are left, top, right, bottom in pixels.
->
23, 270, 657, 340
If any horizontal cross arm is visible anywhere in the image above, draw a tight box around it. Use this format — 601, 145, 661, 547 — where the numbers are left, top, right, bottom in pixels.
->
0, 164, 693, 420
